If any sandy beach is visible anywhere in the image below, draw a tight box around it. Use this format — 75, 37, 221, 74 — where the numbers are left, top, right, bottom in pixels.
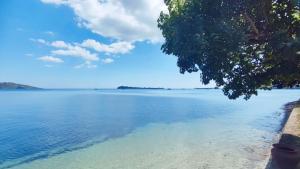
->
265, 102, 300, 169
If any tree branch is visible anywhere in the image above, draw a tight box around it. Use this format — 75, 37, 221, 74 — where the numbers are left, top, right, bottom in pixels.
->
243, 12, 260, 36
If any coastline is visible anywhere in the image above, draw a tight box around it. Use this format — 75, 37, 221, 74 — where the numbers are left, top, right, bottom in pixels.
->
265, 100, 300, 169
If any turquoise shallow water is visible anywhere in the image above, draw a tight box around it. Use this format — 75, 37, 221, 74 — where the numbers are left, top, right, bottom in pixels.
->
0, 89, 299, 169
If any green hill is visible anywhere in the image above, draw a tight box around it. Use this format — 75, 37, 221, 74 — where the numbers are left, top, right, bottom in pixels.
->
0, 82, 41, 90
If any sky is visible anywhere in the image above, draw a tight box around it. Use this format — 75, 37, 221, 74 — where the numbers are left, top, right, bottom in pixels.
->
0, 0, 213, 89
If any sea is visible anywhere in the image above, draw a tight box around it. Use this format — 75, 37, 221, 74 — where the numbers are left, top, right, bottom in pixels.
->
0, 89, 299, 169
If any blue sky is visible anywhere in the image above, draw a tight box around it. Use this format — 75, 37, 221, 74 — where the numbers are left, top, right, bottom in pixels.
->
0, 0, 212, 89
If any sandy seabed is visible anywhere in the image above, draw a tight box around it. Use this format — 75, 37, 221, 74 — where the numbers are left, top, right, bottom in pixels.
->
9, 118, 274, 169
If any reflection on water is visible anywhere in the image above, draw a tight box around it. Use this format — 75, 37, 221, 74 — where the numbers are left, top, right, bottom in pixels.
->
0, 89, 299, 169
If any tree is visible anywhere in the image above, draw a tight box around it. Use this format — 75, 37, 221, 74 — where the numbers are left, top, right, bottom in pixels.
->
158, 0, 300, 99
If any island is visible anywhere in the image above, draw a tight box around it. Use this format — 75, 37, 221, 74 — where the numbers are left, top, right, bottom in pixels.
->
117, 86, 164, 90
0, 82, 42, 90
194, 87, 219, 89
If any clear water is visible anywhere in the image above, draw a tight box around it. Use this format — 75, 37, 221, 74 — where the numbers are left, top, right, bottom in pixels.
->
0, 89, 299, 169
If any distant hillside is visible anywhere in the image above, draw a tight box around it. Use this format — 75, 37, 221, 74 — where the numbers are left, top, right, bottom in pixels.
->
117, 86, 164, 90
0, 82, 41, 90
195, 87, 219, 89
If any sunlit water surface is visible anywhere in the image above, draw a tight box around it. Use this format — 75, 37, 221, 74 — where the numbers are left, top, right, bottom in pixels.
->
0, 89, 299, 169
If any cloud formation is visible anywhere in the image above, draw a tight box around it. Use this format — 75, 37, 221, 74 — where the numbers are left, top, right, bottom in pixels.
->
40, 0, 167, 42
37, 0, 165, 68
81, 39, 134, 54
51, 42, 99, 61
44, 31, 55, 36
74, 61, 97, 69
30, 38, 49, 45
102, 58, 114, 64
32, 38, 132, 68
37, 56, 64, 63
51, 41, 69, 48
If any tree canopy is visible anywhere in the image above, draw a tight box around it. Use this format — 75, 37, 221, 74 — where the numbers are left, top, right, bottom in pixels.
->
158, 0, 300, 99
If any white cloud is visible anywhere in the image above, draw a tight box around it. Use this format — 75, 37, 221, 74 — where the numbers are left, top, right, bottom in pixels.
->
102, 58, 114, 64
81, 39, 134, 54
40, 0, 167, 42
41, 0, 67, 5
45, 31, 55, 36
37, 56, 64, 63
31, 39, 99, 61
51, 45, 99, 61
31, 38, 135, 67
51, 40, 70, 48
31, 38, 49, 45
74, 61, 97, 69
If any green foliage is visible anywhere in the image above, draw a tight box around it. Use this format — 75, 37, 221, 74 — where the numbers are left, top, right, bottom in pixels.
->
158, 0, 300, 99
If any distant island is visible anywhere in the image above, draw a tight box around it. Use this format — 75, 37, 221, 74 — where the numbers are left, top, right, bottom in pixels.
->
0, 82, 41, 90
117, 86, 164, 90
194, 87, 219, 89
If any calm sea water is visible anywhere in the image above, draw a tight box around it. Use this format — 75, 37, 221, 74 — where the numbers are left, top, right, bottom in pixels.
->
0, 89, 299, 169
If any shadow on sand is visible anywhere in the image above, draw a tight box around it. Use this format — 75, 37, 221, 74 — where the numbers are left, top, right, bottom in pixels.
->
265, 101, 300, 169
265, 134, 300, 169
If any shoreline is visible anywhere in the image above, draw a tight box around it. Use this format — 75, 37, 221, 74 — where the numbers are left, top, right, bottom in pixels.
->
265, 100, 300, 169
